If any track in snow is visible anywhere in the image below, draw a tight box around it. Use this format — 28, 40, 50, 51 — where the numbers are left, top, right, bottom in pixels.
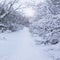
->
0, 27, 52, 60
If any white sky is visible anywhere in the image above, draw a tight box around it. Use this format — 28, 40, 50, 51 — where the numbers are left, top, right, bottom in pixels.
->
15, 0, 46, 17
0, 0, 46, 6
0, 0, 46, 18
18, 0, 46, 7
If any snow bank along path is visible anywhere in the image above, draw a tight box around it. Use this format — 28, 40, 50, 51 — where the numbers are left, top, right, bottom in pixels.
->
0, 27, 52, 60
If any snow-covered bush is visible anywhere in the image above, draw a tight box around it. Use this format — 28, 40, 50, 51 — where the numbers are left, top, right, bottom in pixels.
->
30, 16, 60, 45
29, 1, 60, 45
47, 0, 60, 15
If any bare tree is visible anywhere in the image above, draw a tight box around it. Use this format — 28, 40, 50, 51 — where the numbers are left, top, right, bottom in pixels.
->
0, 0, 25, 32
0, 0, 20, 19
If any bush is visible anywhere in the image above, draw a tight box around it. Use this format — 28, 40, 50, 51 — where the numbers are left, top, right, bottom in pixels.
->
29, 1, 60, 45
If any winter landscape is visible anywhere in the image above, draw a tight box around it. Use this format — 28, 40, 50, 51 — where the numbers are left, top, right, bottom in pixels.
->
0, 0, 60, 60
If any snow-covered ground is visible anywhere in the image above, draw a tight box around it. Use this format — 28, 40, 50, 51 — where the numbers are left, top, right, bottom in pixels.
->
0, 27, 60, 60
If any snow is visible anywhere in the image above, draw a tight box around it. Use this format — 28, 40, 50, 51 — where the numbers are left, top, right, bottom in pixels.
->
0, 27, 60, 60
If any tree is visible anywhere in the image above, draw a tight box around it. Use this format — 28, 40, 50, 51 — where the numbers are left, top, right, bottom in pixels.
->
0, 0, 28, 32
47, 0, 60, 15
29, 0, 60, 45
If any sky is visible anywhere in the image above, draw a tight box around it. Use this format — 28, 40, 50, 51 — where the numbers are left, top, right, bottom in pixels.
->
19, 0, 45, 5
0, 0, 46, 18
17, 0, 46, 17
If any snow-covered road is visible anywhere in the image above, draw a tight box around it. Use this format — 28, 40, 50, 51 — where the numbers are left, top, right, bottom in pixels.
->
0, 27, 52, 60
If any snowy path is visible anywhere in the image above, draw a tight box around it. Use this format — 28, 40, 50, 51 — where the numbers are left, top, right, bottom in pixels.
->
0, 27, 52, 60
